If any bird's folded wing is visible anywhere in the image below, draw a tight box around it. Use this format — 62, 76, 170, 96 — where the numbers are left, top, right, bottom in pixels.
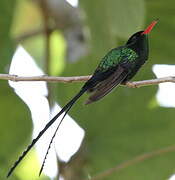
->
85, 65, 128, 104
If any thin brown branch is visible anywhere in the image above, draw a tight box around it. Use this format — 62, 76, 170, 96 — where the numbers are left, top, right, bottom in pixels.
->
40, 1, 52, 74
15, 28, 45, 42
0, 74, 91, 82
1, 74, 175, 87
125, 76, 175, 87
89, 145, 175, 180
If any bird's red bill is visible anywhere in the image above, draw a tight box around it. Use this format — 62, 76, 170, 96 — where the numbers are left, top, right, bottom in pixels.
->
142, 20, 158, 35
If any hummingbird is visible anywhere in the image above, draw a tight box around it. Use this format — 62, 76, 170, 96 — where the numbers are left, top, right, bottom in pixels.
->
7, 20, 158, 177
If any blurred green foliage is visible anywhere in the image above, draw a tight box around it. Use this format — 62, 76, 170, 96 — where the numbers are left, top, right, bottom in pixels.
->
0, 0, 15, 72
1, 0, 175, 180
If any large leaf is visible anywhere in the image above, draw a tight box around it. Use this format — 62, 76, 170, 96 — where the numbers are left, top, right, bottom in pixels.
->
0, 0, 15, 72
80, 0, 145, 53
0, 81, 32, 179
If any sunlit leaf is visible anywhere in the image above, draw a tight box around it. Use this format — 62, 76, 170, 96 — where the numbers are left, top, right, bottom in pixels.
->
50, 31, 66, 75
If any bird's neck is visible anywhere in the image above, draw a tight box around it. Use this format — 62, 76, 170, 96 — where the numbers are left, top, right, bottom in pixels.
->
127, 36, 149, 59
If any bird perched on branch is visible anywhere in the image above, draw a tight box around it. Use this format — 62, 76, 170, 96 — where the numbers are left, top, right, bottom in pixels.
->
7, 19, 158, 177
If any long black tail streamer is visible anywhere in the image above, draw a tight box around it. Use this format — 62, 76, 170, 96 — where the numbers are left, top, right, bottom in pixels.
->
39, 104, 73, 176
7, 88, 86, 177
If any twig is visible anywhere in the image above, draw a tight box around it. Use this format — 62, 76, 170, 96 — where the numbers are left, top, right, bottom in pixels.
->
40, 1, 52, 74
15, 28, 53, 42
125, 76, 175, 87
1, 74, 175, 87
89, 145, 175, 180
0, 74, 91, 82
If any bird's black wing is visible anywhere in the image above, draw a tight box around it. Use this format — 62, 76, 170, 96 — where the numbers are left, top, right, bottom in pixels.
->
85, 65, 129, 104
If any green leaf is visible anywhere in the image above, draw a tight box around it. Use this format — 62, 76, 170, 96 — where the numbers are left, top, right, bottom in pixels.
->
107, 0, 145, 38
50, 31, 66, 76
0, 82, 32, 179
0, 0, 16, 72
80, 0, 145, 53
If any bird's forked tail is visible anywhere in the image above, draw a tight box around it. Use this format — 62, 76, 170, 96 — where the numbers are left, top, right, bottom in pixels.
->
7, 88, 87, 177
